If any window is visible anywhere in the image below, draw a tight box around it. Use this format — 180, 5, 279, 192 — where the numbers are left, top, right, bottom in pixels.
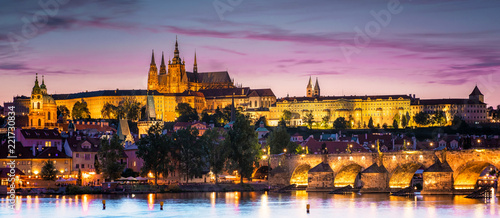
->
76, 164, 79, 169
81, 164, 85, 169
53, 161, 56, 164
45, 141, 51, 147
85, 154, 91, 160
133, 161, 136, 167
76, 153, 80, 158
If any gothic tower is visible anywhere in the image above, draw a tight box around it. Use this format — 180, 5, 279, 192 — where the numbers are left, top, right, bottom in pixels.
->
167, 37, 188, 93
147, 50, 158, 91
306, 76, 313, 97
314, 77, 320, 97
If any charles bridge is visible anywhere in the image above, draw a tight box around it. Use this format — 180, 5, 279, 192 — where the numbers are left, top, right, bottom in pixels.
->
257, 149, 500, 195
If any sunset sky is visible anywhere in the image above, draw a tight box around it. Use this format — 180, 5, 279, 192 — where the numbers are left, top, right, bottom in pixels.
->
1, 0, 500, 106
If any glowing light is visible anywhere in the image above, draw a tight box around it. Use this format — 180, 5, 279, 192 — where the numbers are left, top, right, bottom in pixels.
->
89, 172, 96, 175
392, 155, 396, 160
34, 170, 39, 175
262, 155, 267, 160
283, 149, 287, 153
474, 149, 485, 152
148, 193, 154, 210
60, 170, 64, 173
301, 154, 306, 157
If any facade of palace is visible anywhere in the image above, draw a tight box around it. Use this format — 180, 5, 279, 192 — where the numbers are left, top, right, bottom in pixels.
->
268, 79, 488, 127
15, 39, 275, 126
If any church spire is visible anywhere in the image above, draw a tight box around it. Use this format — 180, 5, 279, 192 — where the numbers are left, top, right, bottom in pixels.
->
32, 73, 41, 95
314, 77, 320, 97
193, 51, 198, 73
159, 52, 166, 75
150, 50, 156, 66
172, 36, 182, 64
306, 76, 313, 97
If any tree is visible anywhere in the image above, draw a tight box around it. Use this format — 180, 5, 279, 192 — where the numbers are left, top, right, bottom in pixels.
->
224, 115, 261, 184
321, 114, 331, 128
121, 168, 139, 178
333, 117, 348, 130
136, 123, 172, 185
41, 160, 57, 181
433, 111, 446, 126
382, 123, 388, 130
101, 103, 118, 119
98, 134, 126, 181
176, 103, 199, 122
57, 105, 70, 121
72, 100, 90, 119
117, 97, 141, 121
172, 127, 207, 183
414, 112, 431, 126
202, 128, 226, 184
368, 117, 374, 129
393, 119, 399, 129
401, 113, 408, 128
281, 110, 292, 126
267, 126, 296, 154
304, 112, 314, 129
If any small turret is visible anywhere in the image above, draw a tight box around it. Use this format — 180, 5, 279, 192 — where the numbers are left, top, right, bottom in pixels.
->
40, 75, 47, 95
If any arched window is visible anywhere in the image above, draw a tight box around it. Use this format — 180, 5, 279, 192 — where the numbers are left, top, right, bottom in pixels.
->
30, 119, 33, 126
38, 119, 41, 126
48, 112, 51, 120
37, 102, 40, 109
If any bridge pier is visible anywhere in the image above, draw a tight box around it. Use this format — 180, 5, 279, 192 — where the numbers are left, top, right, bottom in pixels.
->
360, 163, 389, 193
421, 160, 454, 194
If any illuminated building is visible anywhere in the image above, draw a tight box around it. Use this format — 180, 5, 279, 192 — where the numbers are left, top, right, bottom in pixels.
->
269, 79, 487, 127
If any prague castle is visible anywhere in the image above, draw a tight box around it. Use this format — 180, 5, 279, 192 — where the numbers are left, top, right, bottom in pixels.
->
268, 78, 488, 127
6, 38, 489, 129
13, 39, 275, 127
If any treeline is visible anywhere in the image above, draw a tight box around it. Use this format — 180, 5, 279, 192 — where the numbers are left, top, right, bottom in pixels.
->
136, 114, 261, 185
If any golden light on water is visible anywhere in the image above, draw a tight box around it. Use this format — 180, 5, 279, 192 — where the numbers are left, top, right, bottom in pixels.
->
148, 193, 155, 210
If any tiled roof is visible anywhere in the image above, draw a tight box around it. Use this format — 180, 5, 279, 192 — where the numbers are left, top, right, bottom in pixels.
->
309, 162, 333, 173
470, 86, 483, 96
36, 147, 71, 158
187, 71, 232, 83
414, 99, 485, 105
279, 95, 411, 102
0, 141, 34, 158
362, 163, 388, 173
198, 87, 250, 98
0, 168, 25, 178
424, 160, 453, 173
65, 136, 101, 152
248, 89, 275, 97
20, 129, 61, 140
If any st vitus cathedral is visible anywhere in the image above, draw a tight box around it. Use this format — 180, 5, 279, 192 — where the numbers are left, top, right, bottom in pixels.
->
147, 38, 234, 93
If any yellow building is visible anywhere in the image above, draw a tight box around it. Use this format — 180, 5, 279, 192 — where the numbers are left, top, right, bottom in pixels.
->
269, 78, 487, 127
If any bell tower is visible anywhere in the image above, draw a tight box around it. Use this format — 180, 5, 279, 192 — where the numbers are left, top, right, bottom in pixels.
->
314, 77, 320, 97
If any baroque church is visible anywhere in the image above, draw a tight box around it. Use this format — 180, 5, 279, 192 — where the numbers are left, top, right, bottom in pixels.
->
29, 74, 57, 129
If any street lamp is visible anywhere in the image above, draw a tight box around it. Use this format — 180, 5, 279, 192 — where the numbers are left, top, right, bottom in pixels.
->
283, 148, 287, 153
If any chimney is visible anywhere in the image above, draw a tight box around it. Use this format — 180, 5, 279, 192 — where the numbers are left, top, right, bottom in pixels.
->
32, 144, 36, 156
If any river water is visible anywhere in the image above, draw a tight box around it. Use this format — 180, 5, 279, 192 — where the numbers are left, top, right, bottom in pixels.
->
1, 191, 499, 217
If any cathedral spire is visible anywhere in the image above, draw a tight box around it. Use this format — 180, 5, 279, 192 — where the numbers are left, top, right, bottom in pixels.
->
150, 50, 156, 66
307, 76, 312, 88
174, 36, 180, 58
193, 51, 198, 73
159, 52, 166, 75
306, 76, 313, 97
314, 77, 320, 97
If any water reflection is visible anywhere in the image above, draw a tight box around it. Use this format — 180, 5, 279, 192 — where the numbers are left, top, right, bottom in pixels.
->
0, 192, 499, 217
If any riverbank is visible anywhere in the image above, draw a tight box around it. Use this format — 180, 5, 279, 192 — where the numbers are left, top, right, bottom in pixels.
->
2, 183, 270, 195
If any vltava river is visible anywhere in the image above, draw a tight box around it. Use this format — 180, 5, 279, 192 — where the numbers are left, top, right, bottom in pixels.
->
1, 191, 499, 217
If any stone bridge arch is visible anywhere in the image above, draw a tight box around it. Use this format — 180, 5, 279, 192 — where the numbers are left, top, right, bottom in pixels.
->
389, 162, 423, 189
290, 164, 311, 186
454, 161, 497, 190
333, 163, 363, 188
